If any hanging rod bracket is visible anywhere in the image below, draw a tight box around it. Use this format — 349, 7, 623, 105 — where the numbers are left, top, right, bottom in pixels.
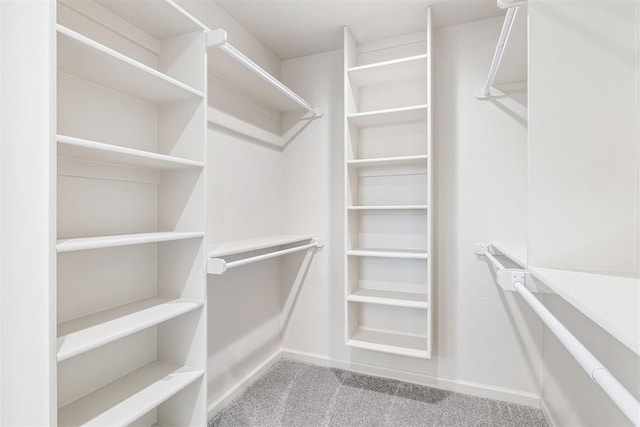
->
475, 243, 551, 293
206, 28, 228, 49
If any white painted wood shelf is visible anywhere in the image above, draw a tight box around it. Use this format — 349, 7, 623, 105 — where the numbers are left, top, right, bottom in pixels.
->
347, 249, 429, 260
347, 155, 428, 168
491, 240, 527, 268
348, 289, 428, 309
347, 205, 428, 211
57, 135, 204, 170
208, 234, 312, 258
347, 104, 428, 128
57, 297, 203, 362
57, 232, 204, 252
57, 361, 203, 427
347, 54, 428, 87
91, 0, 206, 39
530, 267, 640, 356
57, 25, 204, 105
348, 328, 430, 359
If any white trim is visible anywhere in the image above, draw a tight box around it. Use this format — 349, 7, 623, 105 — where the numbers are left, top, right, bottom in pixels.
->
206, 350, 282, 420
540, 397, 558, 427
280, 349, 541, 408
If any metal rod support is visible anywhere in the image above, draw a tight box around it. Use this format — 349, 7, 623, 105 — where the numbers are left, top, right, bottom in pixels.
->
225, 241, 320, 270
477, 6, 518, 99
207, 28, 322, 118
479, 246, 640, 426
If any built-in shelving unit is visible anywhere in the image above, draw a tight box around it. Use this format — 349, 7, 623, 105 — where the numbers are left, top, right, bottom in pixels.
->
344, 10, 433, 359
54, 0, 208, 425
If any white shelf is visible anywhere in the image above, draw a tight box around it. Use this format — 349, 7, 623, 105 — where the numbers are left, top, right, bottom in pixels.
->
348, 54, 428, 87
347, 104, 428, 128
348, 328, 430, 359
529, 267, 640, 356
92, 0, 206, 40
57, 232, 204, 253
57, 25, 204, 105
347, 155, 428, 168
347, 249, 428, 260
57, 135, 204, 171
348, 205, 428, 211
57, 297, 203, 362
491, 240, 527, 268
207, 234, 312, 258
57, 361, 203, 427
348, 289, 428, 309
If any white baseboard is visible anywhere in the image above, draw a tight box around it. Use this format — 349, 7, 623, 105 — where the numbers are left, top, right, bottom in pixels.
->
281, 348, 541, 408
540, 397, 558, 427
206, 349, 283, 419
207, 347, 542, 420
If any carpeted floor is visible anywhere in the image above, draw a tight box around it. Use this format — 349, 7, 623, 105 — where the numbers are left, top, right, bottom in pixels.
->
209, 359, 548, 427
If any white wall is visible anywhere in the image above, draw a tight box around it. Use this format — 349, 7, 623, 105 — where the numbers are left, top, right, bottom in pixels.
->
279, 15, 544, 405
528, 0, 639, 274
528, 1, 640, 425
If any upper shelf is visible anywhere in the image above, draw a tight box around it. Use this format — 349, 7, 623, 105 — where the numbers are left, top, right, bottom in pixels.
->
92, 0, 207, 40
57, 135, 204, 170
347, 105, 428, 128
207, 29, 322, 117
208, 234, 313, 258
57, 25, 204, 105
347, 54, 428, 87
491, 240, 527, 268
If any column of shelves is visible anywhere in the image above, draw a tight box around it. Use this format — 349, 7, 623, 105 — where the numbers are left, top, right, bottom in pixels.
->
343, 8, 433, 359
55, 1, 207, 425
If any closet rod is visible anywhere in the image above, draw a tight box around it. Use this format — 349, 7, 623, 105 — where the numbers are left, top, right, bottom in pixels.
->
479, 247, 640, 427
208, 238, 324, 275
207, 29, 323, 118
476, 6, 518, 99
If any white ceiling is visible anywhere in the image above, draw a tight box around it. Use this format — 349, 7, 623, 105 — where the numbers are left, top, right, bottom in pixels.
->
214, 0, 504, 60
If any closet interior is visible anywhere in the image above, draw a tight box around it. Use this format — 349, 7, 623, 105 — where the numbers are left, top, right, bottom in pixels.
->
1, 0, 639, 426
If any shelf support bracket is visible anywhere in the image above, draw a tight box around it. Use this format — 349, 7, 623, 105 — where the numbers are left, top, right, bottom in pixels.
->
475, 243, 552, 293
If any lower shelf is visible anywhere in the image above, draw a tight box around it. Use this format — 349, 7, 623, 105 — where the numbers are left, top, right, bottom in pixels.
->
57, 297, 203, 362
348, 328, 430, 359
58, 361, 203, 427
347, 289, 428, 309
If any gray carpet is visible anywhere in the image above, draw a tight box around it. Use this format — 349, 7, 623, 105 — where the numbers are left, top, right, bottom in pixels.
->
209, 359, 548, 427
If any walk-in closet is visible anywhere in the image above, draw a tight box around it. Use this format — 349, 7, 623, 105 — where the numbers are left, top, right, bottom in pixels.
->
1, 0, 639, 426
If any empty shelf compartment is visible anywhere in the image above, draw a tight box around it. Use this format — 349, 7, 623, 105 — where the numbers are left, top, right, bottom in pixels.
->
57, 297, 203, 362
348, 289, 428, 309
347, 105, 428, 127
57, 25, 204, 105
348, 54, 428, 87
57, 360, 203, 426
348, 328, 430, 359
